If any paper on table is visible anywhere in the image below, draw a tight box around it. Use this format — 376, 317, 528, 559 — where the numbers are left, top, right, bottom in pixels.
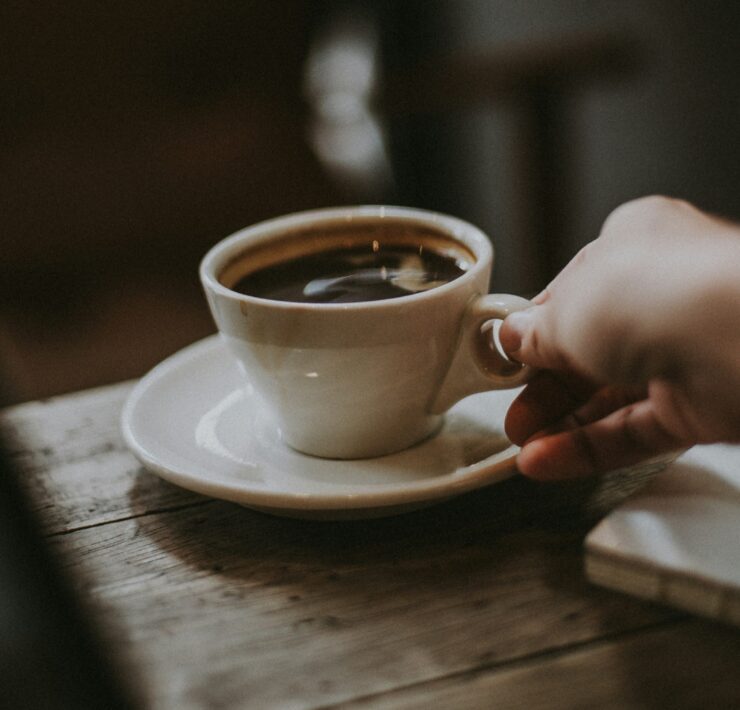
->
585, 444, 740, 627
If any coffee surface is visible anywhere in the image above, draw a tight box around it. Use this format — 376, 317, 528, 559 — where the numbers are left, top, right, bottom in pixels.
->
231, 244, 468, 303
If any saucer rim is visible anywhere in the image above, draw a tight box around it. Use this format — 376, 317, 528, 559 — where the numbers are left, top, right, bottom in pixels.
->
121, 336, 520, 512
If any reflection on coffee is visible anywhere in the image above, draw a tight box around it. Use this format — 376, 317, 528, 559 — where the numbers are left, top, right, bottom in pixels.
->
231, 243, 469, 303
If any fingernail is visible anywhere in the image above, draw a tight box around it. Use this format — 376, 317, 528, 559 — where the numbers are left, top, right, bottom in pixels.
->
500, 310, 532, 354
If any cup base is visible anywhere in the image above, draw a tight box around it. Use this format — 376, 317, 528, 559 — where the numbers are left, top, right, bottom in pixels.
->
280, 415, 445, 460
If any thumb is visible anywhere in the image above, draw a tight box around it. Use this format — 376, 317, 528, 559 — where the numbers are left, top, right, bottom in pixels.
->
500, 306, 570, 371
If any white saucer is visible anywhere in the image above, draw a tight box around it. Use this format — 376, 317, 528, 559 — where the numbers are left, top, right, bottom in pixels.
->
121, 336, 521, 519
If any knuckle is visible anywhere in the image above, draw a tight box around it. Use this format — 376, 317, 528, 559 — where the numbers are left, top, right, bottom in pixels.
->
601, 195, 683, 235
617, 402, 679, 454
616, 405, 653, 453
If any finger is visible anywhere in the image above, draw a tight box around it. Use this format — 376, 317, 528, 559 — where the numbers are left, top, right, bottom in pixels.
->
501, 242, 602, 368
505, 370, 597, 446
530, 384, 647, 439
499, 304, 573, 371
515, 398, 689, 480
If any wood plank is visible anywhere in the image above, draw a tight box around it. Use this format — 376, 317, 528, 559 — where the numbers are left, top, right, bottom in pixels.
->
338, 619, 740, 709
0, 383, 205, 534
0, 380, 667, 538
50, 498, 678, 710
4, 383, 712, 708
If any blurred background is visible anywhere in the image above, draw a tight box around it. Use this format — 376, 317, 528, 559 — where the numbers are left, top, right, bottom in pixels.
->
2, 0, 738, 404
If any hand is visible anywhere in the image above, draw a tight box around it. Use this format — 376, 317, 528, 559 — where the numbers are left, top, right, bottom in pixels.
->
499, 196, 740, 480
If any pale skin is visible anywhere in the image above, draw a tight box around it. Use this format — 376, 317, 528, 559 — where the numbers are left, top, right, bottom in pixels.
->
499, 195, 740, 480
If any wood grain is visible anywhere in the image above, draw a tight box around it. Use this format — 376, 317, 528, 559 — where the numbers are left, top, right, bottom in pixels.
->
2, 382, 739, 709
338, 620, 740, 709
49, 500, 676, 709
0, 383, 205, 535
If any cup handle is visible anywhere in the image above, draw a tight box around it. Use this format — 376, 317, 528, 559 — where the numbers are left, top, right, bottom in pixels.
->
429, 294, 534, 414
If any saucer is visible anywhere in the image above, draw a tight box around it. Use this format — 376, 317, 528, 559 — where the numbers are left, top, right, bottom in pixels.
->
121, 336, 521, 519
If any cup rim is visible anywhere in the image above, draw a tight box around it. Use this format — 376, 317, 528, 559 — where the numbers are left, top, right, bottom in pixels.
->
199, 205, 494, 310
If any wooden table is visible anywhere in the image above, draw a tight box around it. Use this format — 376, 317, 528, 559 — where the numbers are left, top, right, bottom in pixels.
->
3, 383, 740, 709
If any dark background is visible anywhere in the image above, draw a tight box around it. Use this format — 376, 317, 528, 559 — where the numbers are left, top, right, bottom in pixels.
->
2, 1, 738, 404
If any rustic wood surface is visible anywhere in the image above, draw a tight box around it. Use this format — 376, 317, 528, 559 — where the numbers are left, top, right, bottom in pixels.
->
2, 383, 740, 709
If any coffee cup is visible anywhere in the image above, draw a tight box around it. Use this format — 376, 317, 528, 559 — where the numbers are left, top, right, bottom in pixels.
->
200, 206, 532, 459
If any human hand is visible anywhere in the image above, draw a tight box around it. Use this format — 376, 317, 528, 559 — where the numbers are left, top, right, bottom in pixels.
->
499, 196, 740, 480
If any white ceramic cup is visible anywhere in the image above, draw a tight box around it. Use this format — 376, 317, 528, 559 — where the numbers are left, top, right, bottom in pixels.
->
200, 206, 533, 459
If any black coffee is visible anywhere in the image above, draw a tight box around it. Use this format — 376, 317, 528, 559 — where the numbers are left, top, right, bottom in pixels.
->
230, 243, 469, 303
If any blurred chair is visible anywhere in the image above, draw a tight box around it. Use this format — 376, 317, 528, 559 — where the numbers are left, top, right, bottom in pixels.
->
377, 32, 640, 290
306, 3, 640, 292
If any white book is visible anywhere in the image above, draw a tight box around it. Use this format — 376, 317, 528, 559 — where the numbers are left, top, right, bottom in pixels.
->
585, 444, 740, 627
